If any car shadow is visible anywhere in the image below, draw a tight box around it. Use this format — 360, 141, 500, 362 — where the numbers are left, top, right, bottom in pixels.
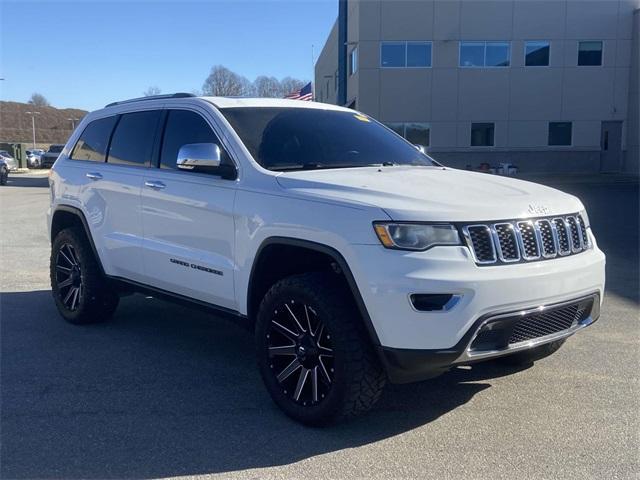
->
4, 174, 50, 188
0, 289, 530, 479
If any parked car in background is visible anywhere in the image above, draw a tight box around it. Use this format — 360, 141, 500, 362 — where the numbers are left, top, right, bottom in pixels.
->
0, 158, 9, 185
27, 149, 46, 168
0, 150, 18, 171
41, 145, 65, 168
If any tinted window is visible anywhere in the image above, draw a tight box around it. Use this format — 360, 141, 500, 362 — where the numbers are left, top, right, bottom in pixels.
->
71, 116, 118, 162
108, 110, 162, 167
471, 123, 495, 146
578, 41, 602, 66
160, 110, 223, 170
221, 107, 433, 171
525, 41, 550, 66
381, 42, 406, 67
49, 145, 64, 153
548, 122, 572, 146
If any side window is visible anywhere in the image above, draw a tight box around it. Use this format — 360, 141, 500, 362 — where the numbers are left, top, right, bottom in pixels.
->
160, 110, 226, 170
70, 116, 118, 162
107, 110, 162, 167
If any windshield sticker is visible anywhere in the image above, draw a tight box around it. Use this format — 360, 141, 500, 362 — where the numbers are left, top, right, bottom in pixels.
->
353, 113, 371, 123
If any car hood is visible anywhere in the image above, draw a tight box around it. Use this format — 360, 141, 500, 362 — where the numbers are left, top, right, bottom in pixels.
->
275, 166, 583, 222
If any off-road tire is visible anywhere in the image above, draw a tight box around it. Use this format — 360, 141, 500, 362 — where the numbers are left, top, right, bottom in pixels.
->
496, 339, 566, 366
50, 226, 119, 324
256, 272, 386, 426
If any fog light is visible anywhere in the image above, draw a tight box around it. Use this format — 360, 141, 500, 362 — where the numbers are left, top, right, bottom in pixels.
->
410, 294, 461, 312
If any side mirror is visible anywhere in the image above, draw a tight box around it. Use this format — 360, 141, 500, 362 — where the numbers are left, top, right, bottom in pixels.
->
177, 143, 221, 170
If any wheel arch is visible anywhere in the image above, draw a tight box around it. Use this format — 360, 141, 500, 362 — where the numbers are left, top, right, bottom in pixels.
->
247, 237, 381, 346
51, 205, 105, 275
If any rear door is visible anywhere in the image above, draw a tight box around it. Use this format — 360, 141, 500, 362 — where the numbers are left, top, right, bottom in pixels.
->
140, 107, 238, 309
68, 110, 162, 281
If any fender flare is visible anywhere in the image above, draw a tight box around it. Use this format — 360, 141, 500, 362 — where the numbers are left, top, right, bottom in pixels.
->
51, 205, 105, 275
248, 236, 381, 346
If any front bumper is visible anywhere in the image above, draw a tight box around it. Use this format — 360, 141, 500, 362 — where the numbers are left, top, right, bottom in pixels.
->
378, 292, 600, 383
345, 231, 605, 382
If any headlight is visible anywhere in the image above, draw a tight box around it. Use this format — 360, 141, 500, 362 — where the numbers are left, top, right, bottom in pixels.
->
373, 222, 461, 251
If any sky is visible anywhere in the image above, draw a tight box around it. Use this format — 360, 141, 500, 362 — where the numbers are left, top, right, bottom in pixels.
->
0, 0, 337, 110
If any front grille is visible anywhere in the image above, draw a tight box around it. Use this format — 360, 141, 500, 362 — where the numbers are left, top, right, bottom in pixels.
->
509, 303, 587, 344
463, 213, 590, 265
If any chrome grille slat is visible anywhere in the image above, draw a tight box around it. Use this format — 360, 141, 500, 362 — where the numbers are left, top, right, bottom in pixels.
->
516, 220, 541, 260
492, 223, 520, 262
463, 225, 496, 264
566, 216, 582, 253
463, 213, 590, 266
536, 219, 558, 258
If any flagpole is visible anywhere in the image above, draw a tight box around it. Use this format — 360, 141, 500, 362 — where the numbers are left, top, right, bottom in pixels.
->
311, 44, 315, 100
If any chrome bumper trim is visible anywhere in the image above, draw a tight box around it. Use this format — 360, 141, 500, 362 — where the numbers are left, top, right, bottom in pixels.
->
453, 293, 599, 364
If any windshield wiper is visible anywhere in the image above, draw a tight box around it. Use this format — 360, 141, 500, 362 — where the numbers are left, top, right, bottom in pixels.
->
272, 163, 385, 172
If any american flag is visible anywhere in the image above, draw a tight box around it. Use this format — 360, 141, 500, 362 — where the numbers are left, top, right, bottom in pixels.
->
284, 82, 313, 101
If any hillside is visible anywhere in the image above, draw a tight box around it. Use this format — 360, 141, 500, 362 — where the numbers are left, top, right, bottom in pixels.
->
0, 101, 88, 145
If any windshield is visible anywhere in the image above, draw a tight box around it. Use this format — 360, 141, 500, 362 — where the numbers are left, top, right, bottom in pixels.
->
221, 107, 433, 171
48, 145, 63, 153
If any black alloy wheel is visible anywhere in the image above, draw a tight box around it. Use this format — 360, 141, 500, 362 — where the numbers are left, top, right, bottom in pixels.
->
50, 226, 119, 324
54, 243, 84, 311
267, 300, 334, 406
256, 272, 386, 425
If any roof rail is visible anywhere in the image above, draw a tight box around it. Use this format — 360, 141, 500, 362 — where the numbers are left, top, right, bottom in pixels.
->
105, 92, 196, 108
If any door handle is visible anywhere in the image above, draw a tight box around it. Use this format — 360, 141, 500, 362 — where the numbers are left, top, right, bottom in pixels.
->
86, 172, 102, 181
144, 180, 166, 190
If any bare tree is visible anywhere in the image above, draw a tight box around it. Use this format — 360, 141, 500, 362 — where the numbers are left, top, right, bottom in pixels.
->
254, 76, 282, 98
28, 93, 50, 107
280, 77, 306, 96
202, 65, 253, 97
143, 86, 161, 96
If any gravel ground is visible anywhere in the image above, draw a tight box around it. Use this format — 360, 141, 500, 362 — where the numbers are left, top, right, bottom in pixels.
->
1, 173, 638, 479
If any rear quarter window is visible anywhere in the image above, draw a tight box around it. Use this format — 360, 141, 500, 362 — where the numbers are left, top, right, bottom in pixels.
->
70, 116, 118, 162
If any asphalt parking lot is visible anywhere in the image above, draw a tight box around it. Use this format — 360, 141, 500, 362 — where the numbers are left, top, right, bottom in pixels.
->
1, 172, 638, 479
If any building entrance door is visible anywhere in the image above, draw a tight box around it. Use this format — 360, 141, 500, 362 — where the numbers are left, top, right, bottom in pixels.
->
600, 121, 623, 172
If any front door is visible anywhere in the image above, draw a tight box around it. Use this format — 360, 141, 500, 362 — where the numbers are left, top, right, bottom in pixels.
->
140, 108, 237, 310
600, 121, 623, 172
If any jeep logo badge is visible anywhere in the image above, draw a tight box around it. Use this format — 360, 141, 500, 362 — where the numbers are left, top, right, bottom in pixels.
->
528, 203, 550, 215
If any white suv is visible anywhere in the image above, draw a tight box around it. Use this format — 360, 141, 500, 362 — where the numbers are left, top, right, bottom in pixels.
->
47, 94, 605, 425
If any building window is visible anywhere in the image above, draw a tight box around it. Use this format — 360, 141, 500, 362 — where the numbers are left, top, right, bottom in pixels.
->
407, 42, 432, 67
405, 122, 430, 146
349, 47, 358, 75
384, 122, 431, 146
548, 122, 572, 146
381, 42, 432, 68
460, 42, 510, 67
471, 123, 495, 146
578, 41, 603, 66
525, 41, 550, 66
